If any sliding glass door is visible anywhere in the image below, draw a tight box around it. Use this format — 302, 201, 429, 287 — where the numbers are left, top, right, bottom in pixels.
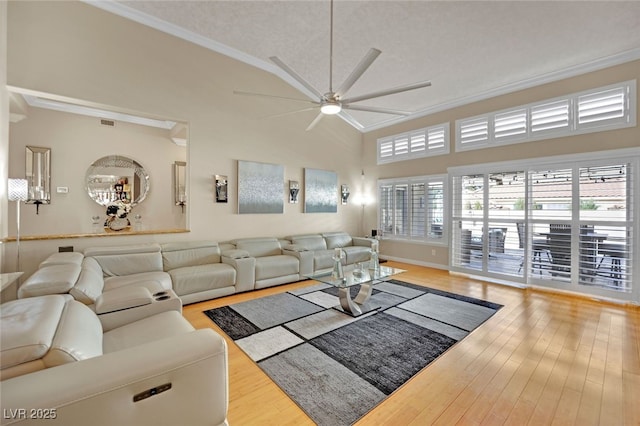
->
450, 154, 636, 300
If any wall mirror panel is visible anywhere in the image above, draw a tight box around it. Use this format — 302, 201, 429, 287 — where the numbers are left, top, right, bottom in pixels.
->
86, 155, 150, 206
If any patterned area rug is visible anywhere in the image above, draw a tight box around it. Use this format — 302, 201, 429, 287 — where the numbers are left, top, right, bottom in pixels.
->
204, 279, 501, 426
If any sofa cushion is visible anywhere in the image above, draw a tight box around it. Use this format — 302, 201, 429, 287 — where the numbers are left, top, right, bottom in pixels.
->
313, 250, 336, 271
103, 272, 172, 292
69, 257, 105, 304
342, 246, 372, 265
234, 238, 282, 258
43, 300, 103, 368
255, 255, 299, 281
102, 311, 194, 353
322, 232, 353, 249
39, 252, 84, 268
169, 263, 236, 296
0, 296, 68, 371
18, 264, 82, 299
288, 234, 328, 251
161, 241, 221, 271
84, 244, 163, 277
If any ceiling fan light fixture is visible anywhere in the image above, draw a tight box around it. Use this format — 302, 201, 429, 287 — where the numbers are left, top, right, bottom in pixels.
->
320, 101, 341, 115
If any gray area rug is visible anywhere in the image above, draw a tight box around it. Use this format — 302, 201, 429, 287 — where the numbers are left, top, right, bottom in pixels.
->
204, 279, 501, 425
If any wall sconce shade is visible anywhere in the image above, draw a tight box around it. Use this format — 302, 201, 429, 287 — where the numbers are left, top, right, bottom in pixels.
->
289, 180, 300, 203
8, 178, 28, 201
341, 184, 350, 205
26, 146, 51, 214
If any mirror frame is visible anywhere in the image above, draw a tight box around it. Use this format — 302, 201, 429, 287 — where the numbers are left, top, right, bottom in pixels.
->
25, 146, 51, 206
85, 155, 150, 207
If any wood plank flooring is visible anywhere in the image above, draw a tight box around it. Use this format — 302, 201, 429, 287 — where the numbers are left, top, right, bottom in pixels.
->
183, 261, 640, 425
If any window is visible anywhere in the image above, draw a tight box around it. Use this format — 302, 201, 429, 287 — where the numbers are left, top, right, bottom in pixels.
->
378, 175, 446, 243
377, 123, 450, 164
455, 80, 636, 151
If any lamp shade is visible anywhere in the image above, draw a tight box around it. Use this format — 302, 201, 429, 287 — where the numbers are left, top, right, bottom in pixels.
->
8, 178, 28, 201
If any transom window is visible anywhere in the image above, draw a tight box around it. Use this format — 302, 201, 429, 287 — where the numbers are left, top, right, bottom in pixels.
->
455, 80, 636, 151
377, 123, 450, 164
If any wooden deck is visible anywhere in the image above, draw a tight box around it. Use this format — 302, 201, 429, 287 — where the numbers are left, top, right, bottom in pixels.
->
183, 261, 640, 425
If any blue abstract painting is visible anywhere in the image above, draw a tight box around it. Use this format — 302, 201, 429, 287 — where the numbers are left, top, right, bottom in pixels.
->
238, 160, 284, 214
304, 168, 337, 213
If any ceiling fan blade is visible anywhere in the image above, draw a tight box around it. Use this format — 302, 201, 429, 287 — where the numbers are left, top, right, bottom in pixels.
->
342, 80, 432, 104
306, 112, 324, 131
343, 104, 411, 116
233, 90, 317, 104
335, 48, 381, 98
263, 106, 319, 120
270, 56, 324, 99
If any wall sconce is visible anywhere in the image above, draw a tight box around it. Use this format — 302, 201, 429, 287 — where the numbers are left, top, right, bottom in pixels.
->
8, 178, 28, 272
25, 146, 51, 214
289, 180, 300, 203
341, 184, 350, 205
215, 175, 228, 203
173, 161, 187, 213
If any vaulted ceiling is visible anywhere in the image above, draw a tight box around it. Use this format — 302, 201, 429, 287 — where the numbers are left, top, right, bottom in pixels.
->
87, 1, 640, 132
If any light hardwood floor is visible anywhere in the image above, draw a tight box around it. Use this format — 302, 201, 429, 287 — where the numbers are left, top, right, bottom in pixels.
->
183, 261, 640, 425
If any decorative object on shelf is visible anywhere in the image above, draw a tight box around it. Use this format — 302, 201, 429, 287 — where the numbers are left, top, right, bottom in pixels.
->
369, 240, 380, 271
289, 180, 300, 204
85, 155, 149, 207
104, 200, 132, 232
25, 146, 51, 214
304, 168, 338, 213
8, 178, 28, 273
133, 214, 143, 231
331, 247, 345, 280
91, 215, 102, 233
238, 161, 284, 214
341, 184, 350, 205
174, 161, 187, 212
215, 175, 228, 203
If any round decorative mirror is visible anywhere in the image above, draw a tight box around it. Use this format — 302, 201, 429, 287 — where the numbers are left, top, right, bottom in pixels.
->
85, 155, 150, 207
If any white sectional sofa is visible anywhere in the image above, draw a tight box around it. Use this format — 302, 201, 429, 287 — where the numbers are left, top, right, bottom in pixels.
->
0, 295, 228, 426
17, 232, 376, 305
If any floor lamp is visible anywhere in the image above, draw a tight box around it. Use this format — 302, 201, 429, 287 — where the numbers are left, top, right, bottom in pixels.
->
8, 178, 28, 273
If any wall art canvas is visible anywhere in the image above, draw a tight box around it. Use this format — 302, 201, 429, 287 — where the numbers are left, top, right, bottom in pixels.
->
304, 168, 338, 213
238, 160, 284, 214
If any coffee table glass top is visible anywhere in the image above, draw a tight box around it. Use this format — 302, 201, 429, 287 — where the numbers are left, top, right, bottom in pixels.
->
305, 265, 406, 288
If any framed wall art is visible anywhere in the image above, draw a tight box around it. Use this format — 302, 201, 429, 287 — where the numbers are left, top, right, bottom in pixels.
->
238, 160, 284, 214
304, 168, 337, 213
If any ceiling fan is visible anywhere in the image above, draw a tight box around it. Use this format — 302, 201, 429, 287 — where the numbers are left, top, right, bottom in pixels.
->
234, 0, 432, 131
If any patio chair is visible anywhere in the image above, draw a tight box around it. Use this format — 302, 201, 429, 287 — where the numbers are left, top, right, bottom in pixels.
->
516, 222, 551, 274
548, 224, 572, 278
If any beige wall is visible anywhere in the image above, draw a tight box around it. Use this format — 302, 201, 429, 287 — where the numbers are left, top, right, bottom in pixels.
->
8, 107, 187, 235
363, 60, 640, 266
2, 1, 364, 278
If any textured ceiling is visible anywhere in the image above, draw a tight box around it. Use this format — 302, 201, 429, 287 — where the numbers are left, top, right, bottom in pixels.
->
102, 1, 640, 132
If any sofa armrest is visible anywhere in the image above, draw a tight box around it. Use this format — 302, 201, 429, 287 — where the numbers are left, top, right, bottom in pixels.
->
282, 248, 314, 277
0, 329, 228, 426
221, 254, 255, 293
352, 237, 375, 248
94, 286, 153, 314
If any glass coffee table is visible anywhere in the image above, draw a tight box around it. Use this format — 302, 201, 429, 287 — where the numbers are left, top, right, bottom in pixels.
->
305, 265, 406, 316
